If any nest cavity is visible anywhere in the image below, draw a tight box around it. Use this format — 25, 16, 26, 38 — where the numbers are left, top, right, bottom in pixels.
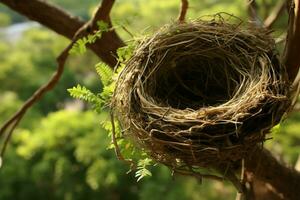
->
112, 16, 291, 172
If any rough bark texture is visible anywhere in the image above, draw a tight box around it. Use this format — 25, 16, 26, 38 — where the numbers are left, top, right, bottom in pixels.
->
0, 0, 124, 67
245, 148, 300, 200
283, 0, 300, 81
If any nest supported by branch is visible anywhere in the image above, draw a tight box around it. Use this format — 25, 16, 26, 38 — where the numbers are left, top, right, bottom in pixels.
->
112, 15, 291, 174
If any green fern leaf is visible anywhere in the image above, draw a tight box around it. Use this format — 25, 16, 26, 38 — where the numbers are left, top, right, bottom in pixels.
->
95, 63, 113, 86
68, 85, 98, 103
135, 158, 152, 181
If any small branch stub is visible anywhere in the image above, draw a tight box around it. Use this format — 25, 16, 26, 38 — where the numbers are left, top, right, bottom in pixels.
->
178, 0, 189, 23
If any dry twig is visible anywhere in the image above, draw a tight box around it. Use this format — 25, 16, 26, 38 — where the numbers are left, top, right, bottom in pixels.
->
178, 0, 189, 22
264, 0, 287, 29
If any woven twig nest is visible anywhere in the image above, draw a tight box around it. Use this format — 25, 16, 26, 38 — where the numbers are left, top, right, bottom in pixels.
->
112, 16, 291, 174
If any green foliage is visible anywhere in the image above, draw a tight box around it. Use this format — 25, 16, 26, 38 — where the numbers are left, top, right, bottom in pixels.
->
68, 84, 104, 113
69, 41, 161, 181
68, 84, 101, 104
0, 13, 11, 27
0, 28, 79, 114
117, 44, 135, 63
136, 158, 153, 182
268, 113, 300, 164
95, 63, 113, 86
70, 21, 109, 55
0, 110, 135, 200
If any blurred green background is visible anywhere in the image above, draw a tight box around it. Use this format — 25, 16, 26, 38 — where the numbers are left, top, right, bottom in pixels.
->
0, 0, 298, 199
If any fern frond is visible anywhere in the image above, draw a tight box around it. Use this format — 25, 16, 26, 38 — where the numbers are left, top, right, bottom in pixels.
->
95, 63, 113, 86
135, 158, 152, 181
67, 85, 102, 104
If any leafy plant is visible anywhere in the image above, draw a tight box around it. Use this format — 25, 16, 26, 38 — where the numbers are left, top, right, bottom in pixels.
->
136, 158, 153, 182
69, 21, 109, 55
69, 36, 154, 180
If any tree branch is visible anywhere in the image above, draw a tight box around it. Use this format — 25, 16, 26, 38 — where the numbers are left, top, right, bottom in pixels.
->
264, 0, 287, 29
283, 0, 300, 81
0, 0, 120, 158
178, 0, 189, 23
0, 42, 72, 158
0, 0, 124, 67
0, 0, 82, 38
246, 0, 262, 26
245, 147, 300, 200
93, 0, 115, 24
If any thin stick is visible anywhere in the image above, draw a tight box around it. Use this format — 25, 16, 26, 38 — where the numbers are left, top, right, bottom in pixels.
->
235, 159, 247, 200
178, 0, 189, 23
110, 112, 136, 168
283, 0, 300, 81
0, 117, 22, 159
264, 0, 287, 29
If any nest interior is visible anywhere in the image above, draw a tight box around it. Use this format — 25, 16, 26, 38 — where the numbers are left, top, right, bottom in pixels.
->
112, 16, 291, 173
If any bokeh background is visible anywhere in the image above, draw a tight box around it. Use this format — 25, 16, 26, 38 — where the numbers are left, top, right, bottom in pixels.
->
0, 0, 298, 199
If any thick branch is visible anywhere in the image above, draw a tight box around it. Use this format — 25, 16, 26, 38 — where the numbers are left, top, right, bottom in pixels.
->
0, 0, 82, 38
0, 42, 72, 157
93, 0, 115, 24
0, 0, 124, 67
264, 0, 287, 29
245, 147, 300, 200
283, 0, 300, 81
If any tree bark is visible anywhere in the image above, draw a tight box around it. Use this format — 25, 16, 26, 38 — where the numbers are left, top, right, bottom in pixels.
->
245, 147, 300, 200
283, 0, 300, 81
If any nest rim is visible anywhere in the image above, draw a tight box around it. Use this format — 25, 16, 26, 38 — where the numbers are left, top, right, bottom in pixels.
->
112, 15, 291, 173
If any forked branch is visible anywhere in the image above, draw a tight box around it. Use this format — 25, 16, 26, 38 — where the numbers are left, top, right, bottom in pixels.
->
0, 0, 119, 159
0, 0, 124, 67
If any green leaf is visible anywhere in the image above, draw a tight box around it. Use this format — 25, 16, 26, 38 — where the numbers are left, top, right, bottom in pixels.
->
117, 44, 134, 63
95, 63, 113, 86
68, 85, 95, 102
135, 158, 152, 181
97, 21, 109, 32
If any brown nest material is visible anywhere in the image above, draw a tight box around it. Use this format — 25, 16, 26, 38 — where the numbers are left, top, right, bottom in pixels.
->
112, 16, 291, 174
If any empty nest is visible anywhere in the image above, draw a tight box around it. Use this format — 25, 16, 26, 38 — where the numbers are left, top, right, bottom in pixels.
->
112, 15, 291, 174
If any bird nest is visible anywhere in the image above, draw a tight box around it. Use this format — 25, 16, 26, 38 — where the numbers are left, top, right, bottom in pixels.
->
112, 16, 291, 174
